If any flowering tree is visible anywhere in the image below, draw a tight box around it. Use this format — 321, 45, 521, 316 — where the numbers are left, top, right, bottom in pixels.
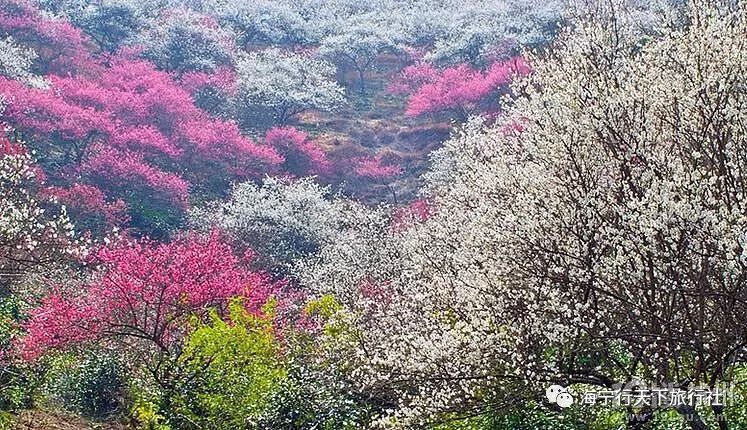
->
389, 57, 531, 120
353, 154, 401, 180
302, 2, 747, 427
43, 183, 129, 237
135, 7, 236, 74
0, 37, 45, 87
0, 133, 80, 410
236, 48, 344, 126
318, 13, 406, 94
0, 57, 281, 236
424, 0, 564, 67
43, 0, 150, 53
20, 233, 271, 363
0, 134, 79, 291
179, 66, 237, 119
352, 153, 402, 202
190, 177, 380, 278
217, 1, 311, 46
0, 0, 97, 75
387, 4, 449, 47
264, 127, 330, 177
390, 199, 431, 232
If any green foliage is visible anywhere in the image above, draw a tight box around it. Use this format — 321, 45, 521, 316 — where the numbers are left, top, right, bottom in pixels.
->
305, 294, 343, 320
131, 398, 171, 430
0, 294, 21, 353
127, 196, 185, 240
167, 298, 285, 429
0, 411, 14, 430
305, 294, 355, 342
0, 365, 36, 412
43, 350, 127, 419
725, 367, 747, 429
0, 413, 11, 429
428, 401, 598, 430
0, 294, 35, 411
253, 295, 371, 429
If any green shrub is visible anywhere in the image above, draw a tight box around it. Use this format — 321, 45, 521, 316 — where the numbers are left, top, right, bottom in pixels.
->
256, 295, 370, 430
0, 294, 36, 411
164, 298, 286, 429
43, 350, 127, 419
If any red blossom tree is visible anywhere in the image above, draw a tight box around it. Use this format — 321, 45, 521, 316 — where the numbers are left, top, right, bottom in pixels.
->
43, 183, 129, 236
353, 153, 403, 203
20, 233, 273, 361
0, 56, 282, 236
353, 154, 402, 181
0, 0, 98, 75
264, 127, 330, 178
389, 56, 531, 120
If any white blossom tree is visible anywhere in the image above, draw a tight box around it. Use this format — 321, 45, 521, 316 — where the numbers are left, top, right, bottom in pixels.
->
302, 1, 747, 427
0, 132, 80, 292
135, 7, 236, 73
74, 0, 150, 52
425, 0, 565, 67
317, 13, 407, 94
190, 177, 383, 278
0, 37, 46, 88
216, 1, 312, 46
236, 48, 345, 125
40, 0, 152, 52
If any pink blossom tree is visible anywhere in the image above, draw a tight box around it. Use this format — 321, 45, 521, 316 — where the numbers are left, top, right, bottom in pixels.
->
42, 183, 129, 236
0, 56, 282, 236
264, 127, 330, 178
0, 0, 97, 75
353, 153, 402, 203
354, 154, 402, 181
389, 56, 531, 120
20, 233, 273, 364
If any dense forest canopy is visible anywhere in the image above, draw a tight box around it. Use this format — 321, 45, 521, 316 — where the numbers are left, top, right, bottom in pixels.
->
1, 0, 747, 429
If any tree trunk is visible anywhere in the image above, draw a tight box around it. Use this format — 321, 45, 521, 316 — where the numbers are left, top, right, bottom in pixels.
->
677, 405, 708, 430
358, 68, 366, 95
386, 183, 398, 205
713, 405, 728, 430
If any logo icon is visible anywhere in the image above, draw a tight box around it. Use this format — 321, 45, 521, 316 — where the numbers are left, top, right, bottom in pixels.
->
546, 384, 574, 408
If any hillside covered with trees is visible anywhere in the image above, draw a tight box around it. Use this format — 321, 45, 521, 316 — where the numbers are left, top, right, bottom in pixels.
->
1, 0, 747, 429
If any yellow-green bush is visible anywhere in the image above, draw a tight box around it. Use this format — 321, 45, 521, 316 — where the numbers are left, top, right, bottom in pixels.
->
166, 298, 285, 429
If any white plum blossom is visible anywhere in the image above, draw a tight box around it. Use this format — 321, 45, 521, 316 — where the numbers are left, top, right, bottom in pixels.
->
0, 136, 81, 291
190, 177, 383, 278
215, 1, 312, 45
40, 0, 152, 52
0, 37, 46, 88
302, 1, 747, 427
236, 48, 345, 124
135, 7, 236, 73
425, 0, 566, 66
317, 13, 407, 94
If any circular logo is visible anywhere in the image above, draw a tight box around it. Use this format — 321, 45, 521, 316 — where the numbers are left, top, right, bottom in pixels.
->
546, 384, 574, 408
